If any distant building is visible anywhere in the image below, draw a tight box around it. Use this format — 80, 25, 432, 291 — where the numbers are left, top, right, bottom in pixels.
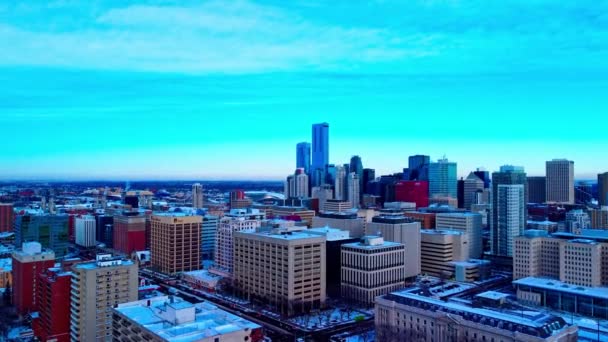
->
75, 215, 96, 247
32, 268, 71, 342
95, 215, 114, 247
599, 172, 608, 206
403, 211, 436, 229
12, 242, 55, 315
296, 142, 311, 174
394, 181, 429, 209
192, 183, 204, 209
323, 199, 352, 213
214, 209, 264, 275
546, 159, 575, 204
334, 166, 347, 201
590, 207, 608, 229
564, 209, 590, 234
0, 203, 13, 233
202, 215, 218, 260
420, 230, 468, 277
436, 212, 483, 259
491, 165, 527, 257
294, 168, 309, 198
230, 190, 252, 209
527, 176, 547, 204
151, 214, 202, 275
463, 173, 485, 209
234, 230, 326, 316
311, 123, 329, 187
70, 254, 138, 341
367, 212, 421, 279
341, 236, 406, 306
14, 214, 69, 258
113, 211, 146, 255
347, 172, 360, 209
312, 211, 366, 238
428, 158, 457, 199
112, 296, 264, 342
407, 155, 430, 181
272, 206, 315, 227
362, 168, 376, 195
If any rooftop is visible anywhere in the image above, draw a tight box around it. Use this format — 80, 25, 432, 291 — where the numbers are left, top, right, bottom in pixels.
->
514, 277, 608, 299
238, 230, 325, 241
342, 236, 403, 250
114, 296, 261, 341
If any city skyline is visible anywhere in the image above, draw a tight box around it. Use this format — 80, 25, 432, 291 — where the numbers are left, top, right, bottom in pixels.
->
2, 1, 608, 180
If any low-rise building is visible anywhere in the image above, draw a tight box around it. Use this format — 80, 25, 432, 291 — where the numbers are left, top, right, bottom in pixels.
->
112, 296, 264, 342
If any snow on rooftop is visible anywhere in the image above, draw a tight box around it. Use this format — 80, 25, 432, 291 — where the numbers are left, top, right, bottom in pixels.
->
514, 277, 608, 299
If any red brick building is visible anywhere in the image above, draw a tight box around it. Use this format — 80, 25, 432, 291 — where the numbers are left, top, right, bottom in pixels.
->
0, 203, 13, 233
395, 181, 429, 209
32, 268, 71, 342
12, 242, 56, 315
113, 212, 146, 254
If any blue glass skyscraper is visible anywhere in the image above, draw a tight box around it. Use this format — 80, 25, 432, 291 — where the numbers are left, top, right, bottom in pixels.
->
296, 142, 311, 174
312, 122, 329, 186
407, 155, 430, 181
428, 158, 457, 199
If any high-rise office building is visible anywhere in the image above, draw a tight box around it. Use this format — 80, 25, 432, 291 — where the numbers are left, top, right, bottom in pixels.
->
546, 159, 575, 204
362, 168, 376, 195
334, 166, 346, 200
33, 268, 71, 342
296, 142, 311, 174
151, 214, 202, 275
463, 173, 485, 210
75, 215, 96, 247
491, 165, 527, 257
527, 176, 547, 204
96, 215, 114, 246
407, 155, 430, 181
192, 183, 204, 209
294, 168, 309, 198
214, 209, 264, 275
12, 242, 55, 315
598, 172, 608, 207
14, 214, 69, 258
234, 230, 326, 316
473, 168, 491, 189
347, 172, 360, 209
350, 155, 363, 199
394, 181, 429, 209
0, 203, 13, 233
428, 158, 457, 199
70, 254, 138, 342
420, 230, 469, 277
312, 123, 329, 186
341, 236, 406, 306
113, 211, 146, 254
202, 215, 219, 260
435, 212, 483, 259
366, 212, 421, 279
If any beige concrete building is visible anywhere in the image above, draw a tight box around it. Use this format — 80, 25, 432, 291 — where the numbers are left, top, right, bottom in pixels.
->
312, 211, 366, 238
546, 159, 575, 204
233, 230, 326, 316
214, 209, 264, 276
341, 236, 406, 306
420, 229, 468, 277
436, 212, 483, 259
514, 230, 608, 287
70, 254, 138, 342
150, 213, 202, 275
112, 296, 263, 342
366, 212, 421, 279
376, 289, 578, 342
323, 200, 353, 213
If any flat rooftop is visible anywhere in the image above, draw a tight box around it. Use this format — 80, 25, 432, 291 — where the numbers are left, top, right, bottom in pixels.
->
514, 277, 608, 299
114, 296, 261, 341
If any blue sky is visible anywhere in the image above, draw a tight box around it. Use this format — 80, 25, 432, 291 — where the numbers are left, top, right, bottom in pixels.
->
1, 0, 607, 180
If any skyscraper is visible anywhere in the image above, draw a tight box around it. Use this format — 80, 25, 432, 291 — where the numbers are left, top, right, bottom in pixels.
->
491, 165, 527, 257
463, 173, 485, 210
75, 215, 96, 248
296, 142, 311, 174
546, 159, 574, 204
192, 183, 204, 209
0, 203, 13, 233
527, 176, 547, 204
428, 158, 457, 199
312, 123, 329, 186
151, 213, 202, 275
14, 214, 69, 258
407, 155, 430, 181
294, 168, 309, 198
12, 242, 56, 315
598, 172, 608, 207
334, 165, 346, 200
347, 172, 360, 209
33, 268, 71, 342
350, 156, 363, 199
362, 168, 376, 194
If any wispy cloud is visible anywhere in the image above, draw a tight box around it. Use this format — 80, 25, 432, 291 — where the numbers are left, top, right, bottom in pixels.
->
0, 0, 607, 74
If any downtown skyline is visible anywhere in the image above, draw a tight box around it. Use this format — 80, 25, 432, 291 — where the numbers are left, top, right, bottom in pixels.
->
1, 1, 608, 180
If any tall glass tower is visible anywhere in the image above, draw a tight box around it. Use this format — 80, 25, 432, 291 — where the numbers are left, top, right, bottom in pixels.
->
296, 142, 311, 174
491, 165, 527, 257
428, 158, 457, 198
312, 123, 329, 186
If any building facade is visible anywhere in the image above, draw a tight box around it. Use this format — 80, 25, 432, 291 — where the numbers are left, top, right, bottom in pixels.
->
421, 230, 468, 277
394, 181, 429, 209
428, 158, 457, 199
192, 183, 204, 209
296, 142, 311, 174
70, 254, 138, 342
527, 176, 547, 204
311, 123, 329, 187
234, 230, 326, 316
341, 237, 406, 306
75, 215, 96, 247
32, 268, 71, 342
546, 159, 575, 204
0, 203, 13, 233
347, 172, 360, 209
599, 172, 608, 207
14, 214, 69, 258
491, 165, 527, 257
436, 212, 483, 259
113, 211, 146, 255
312, 212, 366, 238
214, 209, 263, 275
12, 242, 55, 315
150, 214, 202, 275
202, 215, 218, 260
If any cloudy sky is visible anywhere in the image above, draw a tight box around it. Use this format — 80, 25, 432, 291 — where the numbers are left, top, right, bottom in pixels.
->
1, 0, 607, 180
